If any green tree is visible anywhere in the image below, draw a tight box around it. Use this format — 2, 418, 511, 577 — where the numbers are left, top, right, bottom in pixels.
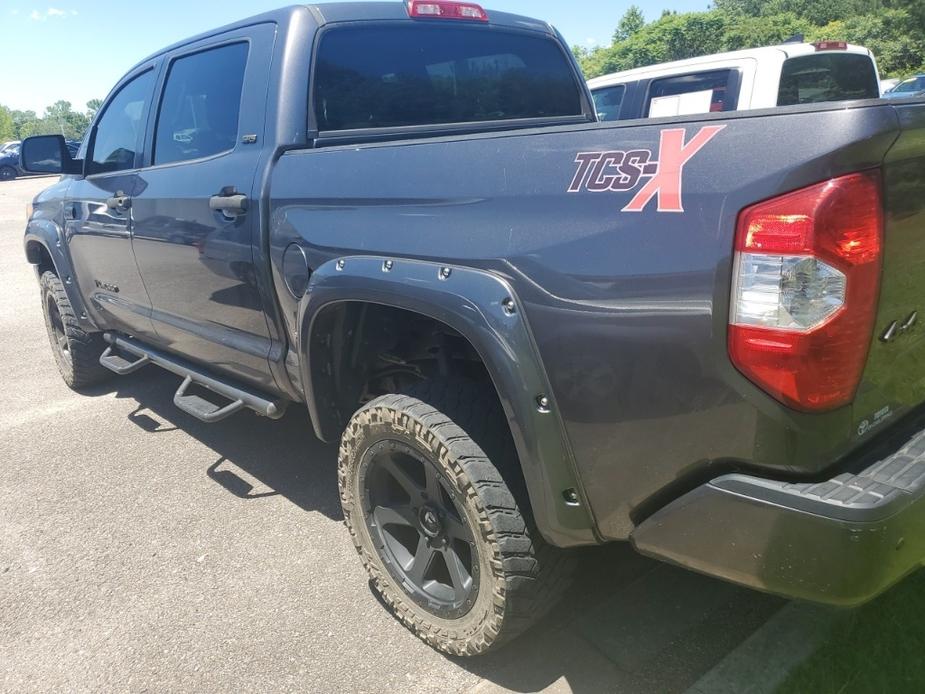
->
711, 0, 766, 15
885, 0, 925, 29
43, 100, 90, 140
0, 106, 14, 141
573, 44, 612, 78
722, 12, 813, 51
595, 10, 730, 76
1, 102, 100, 141
713, 0, 880, 20
613, 5, 646, 43
11, 110, 44, 139
86, 99, 103, 122
574, 0, 925, 80
809, 9, 925, 76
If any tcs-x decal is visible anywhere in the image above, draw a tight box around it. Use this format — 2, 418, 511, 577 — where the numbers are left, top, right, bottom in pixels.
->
568, 125, 725, 213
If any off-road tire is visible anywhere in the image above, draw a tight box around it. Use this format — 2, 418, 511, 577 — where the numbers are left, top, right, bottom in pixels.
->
40, 270, 109, 389
339, 379, 573, 656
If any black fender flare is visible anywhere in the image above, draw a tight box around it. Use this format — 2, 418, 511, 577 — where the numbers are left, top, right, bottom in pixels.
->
298, 256, 598, 547
24, 218, 96, 332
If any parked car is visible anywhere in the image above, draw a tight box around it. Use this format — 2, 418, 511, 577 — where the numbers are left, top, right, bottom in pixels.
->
19, 1, 925, 657
589, 41, 880, 121
0, 140, 21, 156
0, 145, 21, 181
883, 74, 925, 99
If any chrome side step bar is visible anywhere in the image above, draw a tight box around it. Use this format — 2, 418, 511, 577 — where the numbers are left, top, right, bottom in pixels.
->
100, 333, 287, 423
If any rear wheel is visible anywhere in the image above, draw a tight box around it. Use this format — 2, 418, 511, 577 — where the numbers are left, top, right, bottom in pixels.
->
40, 271, 110, 389
0, 166, 16, 182
339, 379, 573, 655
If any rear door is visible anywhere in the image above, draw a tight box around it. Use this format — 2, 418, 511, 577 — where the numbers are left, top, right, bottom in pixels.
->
130, 25, 277, 390
66, 66, 158, 337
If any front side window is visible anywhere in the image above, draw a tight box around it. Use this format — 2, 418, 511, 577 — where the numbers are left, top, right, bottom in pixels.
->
313, 25, 583, 132
778, 54, 879, 106
593, 85, 626, 122
88, 70, 154, 175
646, 70, 733, 117
154, 42, 248, 165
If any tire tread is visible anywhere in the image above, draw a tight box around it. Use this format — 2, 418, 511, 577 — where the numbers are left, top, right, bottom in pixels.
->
40, 270, 109, 389
339, 378, 573, 655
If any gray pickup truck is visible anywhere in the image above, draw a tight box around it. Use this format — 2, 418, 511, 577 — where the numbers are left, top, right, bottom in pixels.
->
20, 1, 925, 656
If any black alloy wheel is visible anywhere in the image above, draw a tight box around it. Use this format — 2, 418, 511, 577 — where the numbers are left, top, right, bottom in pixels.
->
361, 439, 478, 619
339, 380, 576, 655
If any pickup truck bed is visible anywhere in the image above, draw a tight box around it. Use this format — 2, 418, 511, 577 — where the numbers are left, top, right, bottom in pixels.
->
271, 100, 921, 544
21, 1, 925, 655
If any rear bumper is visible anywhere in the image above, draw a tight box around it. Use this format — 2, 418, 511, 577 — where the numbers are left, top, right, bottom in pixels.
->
631, 426, 925, 606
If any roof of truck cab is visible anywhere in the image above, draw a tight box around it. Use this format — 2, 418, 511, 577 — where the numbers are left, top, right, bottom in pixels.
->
587, 42, 873, 90
309, 2, 552, 32
130, 2, 554, 70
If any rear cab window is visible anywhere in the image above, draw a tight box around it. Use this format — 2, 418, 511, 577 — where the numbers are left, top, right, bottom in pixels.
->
777, 53, 879, 106
645, 70, 737, 117
311, 23, 586, 138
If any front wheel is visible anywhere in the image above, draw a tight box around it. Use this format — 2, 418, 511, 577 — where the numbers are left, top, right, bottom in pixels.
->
40, 271, 110, 389
0, 166, 16, 182
339, 380, 572, 655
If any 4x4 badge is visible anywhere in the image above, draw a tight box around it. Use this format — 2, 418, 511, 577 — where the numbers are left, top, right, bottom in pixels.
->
568, 125, 726, 213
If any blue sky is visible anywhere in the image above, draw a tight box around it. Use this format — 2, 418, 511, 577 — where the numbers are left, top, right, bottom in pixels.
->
1, 0, 710, 114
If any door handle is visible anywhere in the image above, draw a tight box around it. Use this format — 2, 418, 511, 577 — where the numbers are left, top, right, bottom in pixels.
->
209, 190, 248, 216
106, 192, 131, 211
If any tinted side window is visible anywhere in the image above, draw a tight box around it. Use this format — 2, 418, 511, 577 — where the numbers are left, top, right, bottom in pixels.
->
892, 77, 925, 94
154, 42, 248, 165
778, 54, 879, 106
593, 85, 626, 122
88, 70, 154, 176
313, 25, 583, 132
646, 70, 733, 117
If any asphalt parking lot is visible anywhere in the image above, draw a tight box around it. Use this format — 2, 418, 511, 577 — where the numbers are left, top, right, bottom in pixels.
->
1, 176, 791, 693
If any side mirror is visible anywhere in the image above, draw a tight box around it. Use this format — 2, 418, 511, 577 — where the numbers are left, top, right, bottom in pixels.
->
20, 135, 81, 175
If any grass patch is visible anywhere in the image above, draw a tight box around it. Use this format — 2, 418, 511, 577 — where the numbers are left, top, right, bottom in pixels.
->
778, 571, 925, 693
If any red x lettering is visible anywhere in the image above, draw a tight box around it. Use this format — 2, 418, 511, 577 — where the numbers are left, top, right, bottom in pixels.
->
622, 125, 726, 213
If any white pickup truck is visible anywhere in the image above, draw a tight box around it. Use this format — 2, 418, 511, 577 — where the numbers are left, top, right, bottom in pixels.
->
588, 41, 881, 121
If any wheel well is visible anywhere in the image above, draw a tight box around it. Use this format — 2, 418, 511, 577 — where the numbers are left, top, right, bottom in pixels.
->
309, 301, 532, 512
26, 241, 56, 276
310, 302, 493, 427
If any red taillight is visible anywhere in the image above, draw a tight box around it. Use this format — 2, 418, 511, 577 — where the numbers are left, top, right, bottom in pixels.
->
729, 171, 883, 412
407, 0, 488, 21
813, 41, 848, 51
